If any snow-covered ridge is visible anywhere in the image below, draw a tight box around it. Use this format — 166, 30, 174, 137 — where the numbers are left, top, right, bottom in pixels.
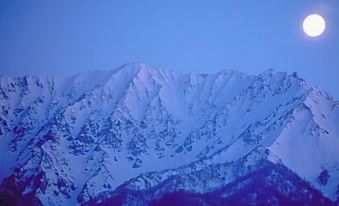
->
0, 62, 338, 205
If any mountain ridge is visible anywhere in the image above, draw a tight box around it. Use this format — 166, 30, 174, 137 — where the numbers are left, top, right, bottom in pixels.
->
0, 63, 338, 205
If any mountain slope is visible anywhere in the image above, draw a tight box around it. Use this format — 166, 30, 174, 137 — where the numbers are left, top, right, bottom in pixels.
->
148, 163, 334, 206
0, 63, 338, 205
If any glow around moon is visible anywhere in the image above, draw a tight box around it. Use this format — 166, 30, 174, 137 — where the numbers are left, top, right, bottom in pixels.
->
303, 14, 326, 37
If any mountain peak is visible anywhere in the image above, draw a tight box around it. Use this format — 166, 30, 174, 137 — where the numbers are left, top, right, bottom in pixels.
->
0, 63, 338, 205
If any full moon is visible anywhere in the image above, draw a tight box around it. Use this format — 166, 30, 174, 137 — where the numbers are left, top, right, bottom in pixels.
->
303, 14, 326, 37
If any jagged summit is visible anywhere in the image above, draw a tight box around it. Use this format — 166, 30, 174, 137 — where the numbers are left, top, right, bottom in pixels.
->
0, 63, 338, 205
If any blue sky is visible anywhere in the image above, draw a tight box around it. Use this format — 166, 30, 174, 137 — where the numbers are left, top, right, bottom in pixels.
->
0, 0, 338, 98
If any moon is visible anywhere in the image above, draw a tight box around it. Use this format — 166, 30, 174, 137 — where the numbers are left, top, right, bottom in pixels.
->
303, 14, 326, 37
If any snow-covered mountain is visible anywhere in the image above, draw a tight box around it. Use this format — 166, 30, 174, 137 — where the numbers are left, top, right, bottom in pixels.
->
0, 62, 338, 205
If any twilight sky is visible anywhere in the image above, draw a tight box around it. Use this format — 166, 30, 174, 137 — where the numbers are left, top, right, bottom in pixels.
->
0, 0, 338, 98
